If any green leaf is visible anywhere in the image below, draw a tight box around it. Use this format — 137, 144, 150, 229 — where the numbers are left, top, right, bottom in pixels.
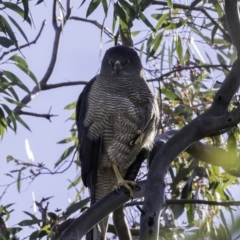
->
65, 197, 90, 216
112, 11, 117, 34
9, 55, 39, 88
86, 0, 101, 18
3, 70, 30, 93
164, 19, 188, 30
7, 155, 14, 162
167, 0, 173, 8
0, 76, 19, 100
14, 114, 31, 131
8, 15, 29, 44
55, 146, 75, 168
101, 0, 108, 16
18, 219, 42, 227
64, 101, 76, 110
176, 35, 183, 62
0, 108, 7, 137
139, 11, 156, 32
227, 132, 237, 158
119, 0, 136, 19
161, 88, 179, 100
35, 0, 44, 5
220, 210, 231, 238
114, 2, 132, 28
79, 0, 87, 8
150, 32, 163, 56
0, 36, 14, 48
67, 174, 82, 189
57, 136, 77, 144
0, 15, 18, 45
23, 211, 39, 221
217, 53, 226, 65
155, 13, 169, 30
1, 2, 31, 25
4, 97, 26, 107
17, 168, 26, 192
22, 0, 29, 20
1, 104, 17, 131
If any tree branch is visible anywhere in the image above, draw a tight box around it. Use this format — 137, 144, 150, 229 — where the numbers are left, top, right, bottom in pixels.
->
59, 181, 146, 240
152, 1, 230, 42
225, 0, 240, 54
126, 199, 240, 207
112, 206, 132, 240
69, 16, 114, 39
58, 125, 240, 239
147, 64, 232, 82
18, 110, 58, 122
140, 1, 240, 238
13, 1, 65, 115
0, 20, 46, 61
42, 80, 88, 90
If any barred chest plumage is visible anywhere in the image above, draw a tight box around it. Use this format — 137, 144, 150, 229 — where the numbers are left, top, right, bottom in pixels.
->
84, 73, 158, 167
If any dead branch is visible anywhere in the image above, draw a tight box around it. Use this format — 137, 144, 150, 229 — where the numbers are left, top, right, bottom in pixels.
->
18, 110, 58, 122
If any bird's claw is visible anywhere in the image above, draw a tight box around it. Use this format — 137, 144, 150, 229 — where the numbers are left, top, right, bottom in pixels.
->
113, 179, 137, 198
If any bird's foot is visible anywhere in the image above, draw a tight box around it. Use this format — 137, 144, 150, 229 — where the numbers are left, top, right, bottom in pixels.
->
114, 179, 137, 198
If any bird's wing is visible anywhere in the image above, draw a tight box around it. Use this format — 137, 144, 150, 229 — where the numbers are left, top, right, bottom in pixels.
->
76, 76, 102, 205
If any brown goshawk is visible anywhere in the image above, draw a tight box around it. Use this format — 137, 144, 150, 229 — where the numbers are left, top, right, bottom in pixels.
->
76, 45, 159, 239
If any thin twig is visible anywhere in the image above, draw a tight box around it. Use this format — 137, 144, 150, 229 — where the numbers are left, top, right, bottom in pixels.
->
42, 80, 88, 90
125, 199, 240, 207
147, 64, 231, 82
152, 1, 230, 42
19, 110, 58, 122
69, 16, 114, 39
0, 20, 46, 61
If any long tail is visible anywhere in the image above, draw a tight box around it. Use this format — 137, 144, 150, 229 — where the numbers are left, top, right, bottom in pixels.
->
86, 183, 109, 240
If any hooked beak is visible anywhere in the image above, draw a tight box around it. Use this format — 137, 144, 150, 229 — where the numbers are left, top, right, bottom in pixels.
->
114, 60, 122, 74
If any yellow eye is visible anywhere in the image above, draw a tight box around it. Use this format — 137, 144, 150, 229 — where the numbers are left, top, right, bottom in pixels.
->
109, 60, 113, 65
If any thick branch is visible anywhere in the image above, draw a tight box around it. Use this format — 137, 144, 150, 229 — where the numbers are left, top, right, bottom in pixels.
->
112, 206, 132, 240
59, 181, 146, 240
225, 0, 240, 54
140, 1, 240, 235
14, 2, 64, 115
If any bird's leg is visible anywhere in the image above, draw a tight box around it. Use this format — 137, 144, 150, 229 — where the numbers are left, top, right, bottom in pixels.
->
112, 164, 137, 198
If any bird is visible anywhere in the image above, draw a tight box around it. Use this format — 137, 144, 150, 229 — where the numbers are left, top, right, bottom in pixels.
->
76, 45, 159, 239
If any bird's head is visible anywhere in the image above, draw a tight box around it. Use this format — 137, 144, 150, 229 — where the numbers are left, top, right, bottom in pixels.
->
100, 45, 143, 76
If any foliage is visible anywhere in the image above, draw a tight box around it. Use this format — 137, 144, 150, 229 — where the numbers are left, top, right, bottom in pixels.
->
0, 0, 240, 239
0, 0, 38, 137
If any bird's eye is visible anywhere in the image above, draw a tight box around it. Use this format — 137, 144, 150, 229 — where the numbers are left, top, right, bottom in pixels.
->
109, 60, 114, 65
